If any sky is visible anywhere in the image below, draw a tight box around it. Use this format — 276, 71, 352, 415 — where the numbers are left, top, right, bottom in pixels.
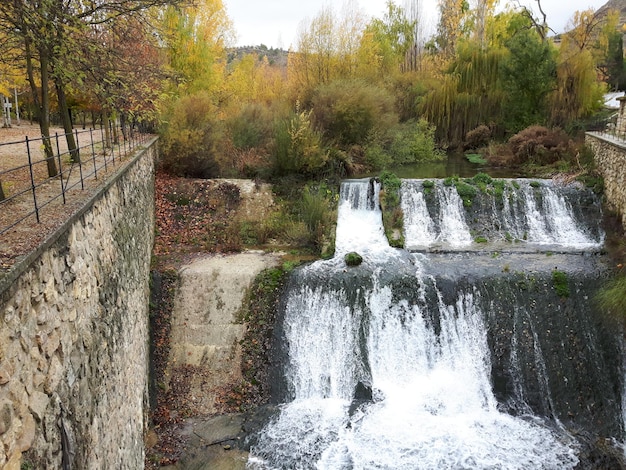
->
224, 0, 610, 49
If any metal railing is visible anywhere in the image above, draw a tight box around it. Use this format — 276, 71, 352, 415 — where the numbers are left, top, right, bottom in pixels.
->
0, 124, 150, 237
584, 112, 626, 142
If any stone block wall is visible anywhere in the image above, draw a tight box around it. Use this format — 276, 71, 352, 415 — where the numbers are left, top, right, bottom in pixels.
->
585, 133, 626, 230
0, 139, 157, 469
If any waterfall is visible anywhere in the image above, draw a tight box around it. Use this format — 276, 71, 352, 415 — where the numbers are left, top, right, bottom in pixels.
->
248, 179, 622, 469
401, 179, 604, 251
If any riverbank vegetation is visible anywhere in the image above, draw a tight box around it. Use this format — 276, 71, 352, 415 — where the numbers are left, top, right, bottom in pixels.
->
3, 0, 619, 182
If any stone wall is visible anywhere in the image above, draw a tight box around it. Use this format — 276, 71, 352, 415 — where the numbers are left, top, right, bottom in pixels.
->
585, 132, 626, 229
0, 138, 157, 469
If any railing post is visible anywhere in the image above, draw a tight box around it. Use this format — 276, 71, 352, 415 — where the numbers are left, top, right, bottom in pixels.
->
110, 121, 116, 165
100, 123, 108, 173
55, 133, 66, 204
75, 129, 84, 190
122, 124, 127, 157
90, 128, 98, 179
25, 137, 40, 223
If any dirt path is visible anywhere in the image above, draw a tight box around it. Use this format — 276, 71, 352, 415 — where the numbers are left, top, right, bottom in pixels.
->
0, 124, 144, 273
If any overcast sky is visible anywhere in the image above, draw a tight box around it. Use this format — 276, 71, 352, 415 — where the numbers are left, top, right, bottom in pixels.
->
224, 0, 609, 49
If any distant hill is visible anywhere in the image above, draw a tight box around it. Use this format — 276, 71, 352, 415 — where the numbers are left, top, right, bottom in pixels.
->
226, 46, 289, 69
595, 0, 626, 28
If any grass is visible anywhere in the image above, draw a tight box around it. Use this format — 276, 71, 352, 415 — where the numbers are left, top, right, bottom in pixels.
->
596, 275, 626, 319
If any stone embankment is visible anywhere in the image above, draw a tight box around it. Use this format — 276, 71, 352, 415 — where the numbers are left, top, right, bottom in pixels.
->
586, 132, 626, 229
0, 139, 157, 469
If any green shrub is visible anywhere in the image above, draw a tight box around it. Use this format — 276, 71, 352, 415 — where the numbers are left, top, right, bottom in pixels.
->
159, 91, 222, 178
298, 185, 336, 250
455, 181, 477, 206
311, 79, 397, 148
444, 175, 459, 186
389, 119, 444, 165
365, 144, 393, 171
423, 180, 435, 189
228, 103, 274, 150
273, 105, 328, 176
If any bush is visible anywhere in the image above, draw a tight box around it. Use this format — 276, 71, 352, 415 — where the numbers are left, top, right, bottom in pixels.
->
298, 185, 336, 250
159, 92, 222, 178
311, 79, 398, 148
228, 103, 275, 150
464, 125, 491, 149
507, 126, 575, 165
365, 144, 393, 171
272, 105, 328, 176
388, 119, 444, 165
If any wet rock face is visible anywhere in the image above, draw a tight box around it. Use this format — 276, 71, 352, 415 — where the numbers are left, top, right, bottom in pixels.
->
481, 272, 622, 438
267, 252, 623, 462
0, 144, 156, 469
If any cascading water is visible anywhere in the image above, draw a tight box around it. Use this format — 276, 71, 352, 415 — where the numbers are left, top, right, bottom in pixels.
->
401, 179, 604, 251
248, 178, 623, 469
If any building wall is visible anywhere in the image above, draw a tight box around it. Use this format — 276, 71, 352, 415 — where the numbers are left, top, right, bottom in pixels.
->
0, 139, 157, 469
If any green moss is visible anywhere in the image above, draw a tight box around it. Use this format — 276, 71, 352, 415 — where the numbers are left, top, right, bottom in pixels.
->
379, 172, 404, 248
344, 252, 363, 266
455, 181, 477, 207
422, 180, 435, 189
443, 175, 459, 187
551, 269, 570, 298
472, 172, 493, 185
474, 236, 488, 243
530, 180, 541, 188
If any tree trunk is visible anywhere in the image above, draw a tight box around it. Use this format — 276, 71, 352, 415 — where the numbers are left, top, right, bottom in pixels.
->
103, 108, 112, 148
55, 78, 80, 163
0, 179, 5, 201
25, 39, 58, 177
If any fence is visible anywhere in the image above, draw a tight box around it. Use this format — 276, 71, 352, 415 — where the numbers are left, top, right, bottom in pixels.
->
0, 124, 150, 237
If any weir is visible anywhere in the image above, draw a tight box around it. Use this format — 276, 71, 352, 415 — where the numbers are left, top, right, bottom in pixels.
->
248, 179, 624, 469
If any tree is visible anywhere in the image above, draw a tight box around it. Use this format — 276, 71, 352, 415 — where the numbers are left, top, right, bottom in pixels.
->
0, 0, 185, 176
435, 0, 470, 57
501, 23, 556, 131
362, 1, 415, 76
549, 8, 607, 125
161, 0, 232, 96
289, 4, 367, 95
